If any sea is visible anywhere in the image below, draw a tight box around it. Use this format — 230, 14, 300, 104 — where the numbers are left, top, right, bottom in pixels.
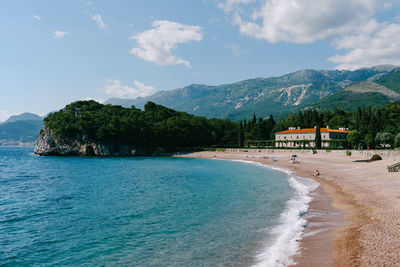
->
0, 147, 317, 266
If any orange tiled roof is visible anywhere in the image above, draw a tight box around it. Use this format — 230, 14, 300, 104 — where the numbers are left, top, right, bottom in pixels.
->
276, 128, 349, 134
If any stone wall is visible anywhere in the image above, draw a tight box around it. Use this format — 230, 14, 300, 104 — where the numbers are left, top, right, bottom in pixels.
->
225, 148, 400, 161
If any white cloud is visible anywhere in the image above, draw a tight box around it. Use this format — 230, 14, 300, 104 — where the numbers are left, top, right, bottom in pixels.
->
101, 80, 156, 99
222, 0, 382, 43
219, 0, 400, 69
225, 43, 249, 56
91, 14, 107, 30
129, 20, 202, 67
53, 31, 70, 39
32, 15, 41, 21
218, 0, 254, 12
329, 20, 400, 70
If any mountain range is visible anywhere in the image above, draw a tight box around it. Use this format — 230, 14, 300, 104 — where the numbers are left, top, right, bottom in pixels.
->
106, 65, 400, 120
3, 65, 400, 146
0, 113, 43, 146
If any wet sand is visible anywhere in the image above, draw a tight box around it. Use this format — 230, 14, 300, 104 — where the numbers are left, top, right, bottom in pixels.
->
176, 150, 400, 266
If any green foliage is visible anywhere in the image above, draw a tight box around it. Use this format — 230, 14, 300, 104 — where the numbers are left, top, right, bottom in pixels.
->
394, 133, 400, 147
272, 101, 400, 149
315, 126, 322, 149
312, 90, 392, 111
238, 122, 244, 148
348, 130, 362, 147
44, 99, 400, 151
376, 70, 400, 93
375, 132, 394, 147
44, 101, 239, 151
346, 150, 352, 156
363, 133, 375, 148
371, 154, 382, 161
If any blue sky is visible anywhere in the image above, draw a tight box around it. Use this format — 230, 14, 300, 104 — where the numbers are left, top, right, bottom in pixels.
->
1, 0, 400, 121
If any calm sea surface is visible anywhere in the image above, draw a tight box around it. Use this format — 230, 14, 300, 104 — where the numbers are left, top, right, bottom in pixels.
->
0, 147, 314, 266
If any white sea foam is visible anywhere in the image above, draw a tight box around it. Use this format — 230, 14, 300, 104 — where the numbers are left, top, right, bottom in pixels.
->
213, 158, 319, 266
253, 167, 318, 267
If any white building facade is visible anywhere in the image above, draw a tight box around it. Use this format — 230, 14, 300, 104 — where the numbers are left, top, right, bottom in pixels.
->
275, 127, 349, 148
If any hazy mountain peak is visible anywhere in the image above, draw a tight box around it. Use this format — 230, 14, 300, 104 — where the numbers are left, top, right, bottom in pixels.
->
5, 112, 42, 123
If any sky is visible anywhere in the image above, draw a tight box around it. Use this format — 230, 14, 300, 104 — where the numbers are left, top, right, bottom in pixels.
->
1, 0, 400, 121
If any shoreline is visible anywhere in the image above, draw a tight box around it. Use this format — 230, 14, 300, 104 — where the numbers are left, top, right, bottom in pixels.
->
176, 150, 400, 266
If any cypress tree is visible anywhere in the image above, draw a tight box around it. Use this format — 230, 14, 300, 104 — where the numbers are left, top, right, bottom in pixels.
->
258, 121, 267, 139
312, 110, 320, 126
298, 111, 304, 128
315, 126, 322, 149
238, 122, 244, 147
263, 115, 274, 140
356, 107, 362, 131
250, 123, 259, 140
252, 113, 257, 125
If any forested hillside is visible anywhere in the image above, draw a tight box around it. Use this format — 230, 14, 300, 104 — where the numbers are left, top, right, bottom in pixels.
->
311, 70, 400, 111
44, 100, 239, 151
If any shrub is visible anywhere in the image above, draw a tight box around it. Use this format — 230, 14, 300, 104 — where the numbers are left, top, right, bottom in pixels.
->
346, 150, 352, 156
394, 133, 400, 147
375, 132, 394, 148
371, 154, 382, 161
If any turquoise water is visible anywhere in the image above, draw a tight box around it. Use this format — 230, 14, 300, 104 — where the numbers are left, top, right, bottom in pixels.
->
0, 147, 314, 266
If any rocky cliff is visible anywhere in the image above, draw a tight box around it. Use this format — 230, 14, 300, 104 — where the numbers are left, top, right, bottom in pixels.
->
34, 128, 145, 156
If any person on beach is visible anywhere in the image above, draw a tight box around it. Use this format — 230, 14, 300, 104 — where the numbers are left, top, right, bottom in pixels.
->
314, 169, 320, 176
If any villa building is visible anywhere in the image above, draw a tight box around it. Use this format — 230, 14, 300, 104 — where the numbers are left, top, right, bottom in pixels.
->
275, 127, 349, 148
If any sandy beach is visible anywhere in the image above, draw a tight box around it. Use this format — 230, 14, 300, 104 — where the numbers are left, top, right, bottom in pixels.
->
176, 150, 400, 266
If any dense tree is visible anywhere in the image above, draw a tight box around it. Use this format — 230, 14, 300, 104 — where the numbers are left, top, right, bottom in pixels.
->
271, 102, 400, 149
45, 100, 400, 150
45, 101, 238, 151
375, 132, 394, 148
394, 133, 400, 147
363, 133, 375, 148
252, 113, 257, 125
264, 115, 275, 140
348, 130, 362, 148
315, 126, 322, 149
238, 122, 244, 148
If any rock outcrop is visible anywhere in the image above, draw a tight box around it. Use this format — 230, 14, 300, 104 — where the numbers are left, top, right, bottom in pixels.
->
34, 128, 145, 156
